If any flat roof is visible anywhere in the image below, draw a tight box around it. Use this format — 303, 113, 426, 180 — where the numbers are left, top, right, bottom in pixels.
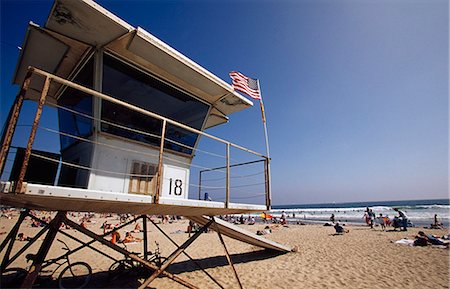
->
13, 0, 252, 129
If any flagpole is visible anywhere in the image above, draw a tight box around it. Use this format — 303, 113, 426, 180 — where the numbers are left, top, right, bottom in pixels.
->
256, 80, 272, 210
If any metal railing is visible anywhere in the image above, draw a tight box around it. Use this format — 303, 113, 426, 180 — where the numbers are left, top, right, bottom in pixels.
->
0, 67, 272, 209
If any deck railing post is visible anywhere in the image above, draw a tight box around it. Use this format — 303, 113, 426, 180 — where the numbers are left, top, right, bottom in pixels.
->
155, 119, 167, 204
0, 71, 33, 176
198, 171, 202, 200
15, 76, 51, 193
265, 157, 272, 210
142, 215, 148, 260
225, 142, 230, 208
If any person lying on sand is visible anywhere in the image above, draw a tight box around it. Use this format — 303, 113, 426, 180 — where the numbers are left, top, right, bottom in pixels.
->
111, 231, 121, 244
334, 222, 349, 234
256, 226, 272, 235
17, 232, 32, 241
123, 231, 142, 243
414, 231, 449, 247
133, 222, 142, 233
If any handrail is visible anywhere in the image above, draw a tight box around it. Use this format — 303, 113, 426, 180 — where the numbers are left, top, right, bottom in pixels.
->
0, 66, 271, 209
28, 67, 267, 159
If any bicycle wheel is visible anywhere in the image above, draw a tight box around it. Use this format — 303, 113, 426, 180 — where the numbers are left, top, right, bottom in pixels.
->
108, 259, 134, 280
57, 262, 92, 289
1, 267, 28, 288
153, 256, 168, 268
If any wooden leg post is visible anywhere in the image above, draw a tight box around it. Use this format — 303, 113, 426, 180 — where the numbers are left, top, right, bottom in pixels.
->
142, 215, 148, 260
63, 216, 198, 289
0, 69, 32, 174
20, 211, 65, 289
15, 76, 51, 193
0, 209, 29, 270
3, 223, 50, 269
147, 216, 225, 289
138, 220, 213, 289
213, 217, 244, 289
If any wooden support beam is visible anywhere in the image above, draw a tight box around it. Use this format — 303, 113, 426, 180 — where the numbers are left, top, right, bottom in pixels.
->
142, 215, 149, 260
138, 220, 213, 289
0, 71, 32, 174
213, 217, 244, 289
63, 216, 198, 289
3, 223, 49, 269
20, 211, 65, 289
15, 76, 51, 193
147, 216, 225, 289
0, 209, 29, 270
155, 120, 167, 204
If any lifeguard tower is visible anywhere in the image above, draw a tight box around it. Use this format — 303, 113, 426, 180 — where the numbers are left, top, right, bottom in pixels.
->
0, 1, 290, 288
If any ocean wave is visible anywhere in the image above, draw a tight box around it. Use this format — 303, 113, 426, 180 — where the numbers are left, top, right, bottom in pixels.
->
271, 204, 450, 213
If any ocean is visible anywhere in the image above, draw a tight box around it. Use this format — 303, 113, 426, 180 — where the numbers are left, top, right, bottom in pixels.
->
270, 198, 450, 227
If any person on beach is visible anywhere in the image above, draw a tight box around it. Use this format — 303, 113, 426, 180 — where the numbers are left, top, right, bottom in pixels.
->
363, 208, 371, 226
334, 222, 349, 234
431, 214, 443, 229
257, 226, 272, 235
281, 211, 287, 225
414, 231, 429, 246
133, 222, 142, 233
393, 208, 408, 231
377, 213, 386, 230
368, 209, 375, 229
17, 232, 32, 241
330, 214, 335, 224
111, 231, 121, 244
123, 231, 142, 243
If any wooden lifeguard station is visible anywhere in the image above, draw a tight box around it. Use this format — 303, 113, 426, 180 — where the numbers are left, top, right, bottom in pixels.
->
0, 1, 290, 288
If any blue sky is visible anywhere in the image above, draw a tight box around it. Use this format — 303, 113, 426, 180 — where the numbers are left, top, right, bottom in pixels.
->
1, 0, 448, 205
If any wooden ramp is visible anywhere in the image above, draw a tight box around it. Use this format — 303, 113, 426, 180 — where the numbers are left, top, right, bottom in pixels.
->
187, 216, 292, 252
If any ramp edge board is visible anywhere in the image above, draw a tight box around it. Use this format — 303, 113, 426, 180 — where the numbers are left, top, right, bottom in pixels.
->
187, 216, 292, 253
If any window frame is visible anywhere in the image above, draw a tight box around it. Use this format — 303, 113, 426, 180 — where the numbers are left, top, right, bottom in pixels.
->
56, 53, 95, 152
99, 51, 212, 156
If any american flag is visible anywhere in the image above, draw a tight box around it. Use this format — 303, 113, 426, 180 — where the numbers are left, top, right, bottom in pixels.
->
229, 71, 261, 100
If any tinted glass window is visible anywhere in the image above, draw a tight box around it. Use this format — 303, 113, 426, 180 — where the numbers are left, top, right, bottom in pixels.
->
57, 58, 94, 150
57, 57, 94, 188
101, 55, 209, 154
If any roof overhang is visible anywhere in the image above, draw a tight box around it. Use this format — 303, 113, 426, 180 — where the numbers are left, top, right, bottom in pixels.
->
13, 0, 252, 128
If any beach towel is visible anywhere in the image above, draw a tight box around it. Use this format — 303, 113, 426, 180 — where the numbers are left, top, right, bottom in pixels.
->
395, 239, 414, 246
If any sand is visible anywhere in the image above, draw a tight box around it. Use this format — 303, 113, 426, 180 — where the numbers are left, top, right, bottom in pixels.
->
1, 212, 449, 289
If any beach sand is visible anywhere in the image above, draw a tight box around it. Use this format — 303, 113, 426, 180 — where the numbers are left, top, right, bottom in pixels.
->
1, 213, 449, 289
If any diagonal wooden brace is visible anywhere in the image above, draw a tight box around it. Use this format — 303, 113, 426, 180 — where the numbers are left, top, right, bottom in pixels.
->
138, 219, 214, 289
63, 216, 198, 289
20, 211, 65, 289
0, 209, 29, 270
213, 217, 244, 289
147, 216, 224, 289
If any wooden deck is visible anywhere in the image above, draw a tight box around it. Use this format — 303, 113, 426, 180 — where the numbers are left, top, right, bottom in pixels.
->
0, 182, 266, 216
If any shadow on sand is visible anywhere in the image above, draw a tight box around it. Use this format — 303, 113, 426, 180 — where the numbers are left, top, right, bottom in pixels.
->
1, 249, 286, 289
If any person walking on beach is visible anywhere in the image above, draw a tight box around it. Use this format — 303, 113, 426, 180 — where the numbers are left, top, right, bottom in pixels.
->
377, 213, 386, 231
363, 207, 370, 226
330, 213, 335, 224
393, 208, 408, 231
368, 209, 375, 229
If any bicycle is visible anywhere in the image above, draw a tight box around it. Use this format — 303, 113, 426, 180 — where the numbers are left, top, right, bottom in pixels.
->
108, 241, 168, 280
1, 239, 92, 289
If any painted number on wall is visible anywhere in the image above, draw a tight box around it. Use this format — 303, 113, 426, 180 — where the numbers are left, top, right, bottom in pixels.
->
161, 165, 189, 199
168, 178, 183, 196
